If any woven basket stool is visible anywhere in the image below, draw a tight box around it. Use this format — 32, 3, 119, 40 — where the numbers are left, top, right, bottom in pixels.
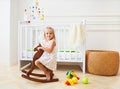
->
86, 50, 119, 76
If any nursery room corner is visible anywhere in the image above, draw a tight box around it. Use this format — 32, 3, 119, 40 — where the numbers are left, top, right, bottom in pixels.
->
0, 0, 120, 89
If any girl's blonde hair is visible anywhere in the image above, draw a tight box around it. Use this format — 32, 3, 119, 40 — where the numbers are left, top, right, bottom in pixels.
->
44, 26, 56, 41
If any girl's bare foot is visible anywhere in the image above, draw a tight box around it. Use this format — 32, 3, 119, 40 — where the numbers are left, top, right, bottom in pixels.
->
46, 70, 53, 80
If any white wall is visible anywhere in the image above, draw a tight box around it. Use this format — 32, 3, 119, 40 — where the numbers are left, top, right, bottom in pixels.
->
10, 0, 18, 66
18, 0, 120, 18
0, 0, 18, 66
0, 0, 10, 66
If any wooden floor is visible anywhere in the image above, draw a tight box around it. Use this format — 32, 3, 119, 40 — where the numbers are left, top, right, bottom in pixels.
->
0, 64, 120, 89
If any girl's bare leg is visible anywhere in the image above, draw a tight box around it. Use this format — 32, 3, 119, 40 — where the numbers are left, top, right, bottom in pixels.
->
35, 60, 53, 80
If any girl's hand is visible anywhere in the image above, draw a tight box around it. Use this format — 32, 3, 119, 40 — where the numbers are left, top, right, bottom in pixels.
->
37, 47, 42, 50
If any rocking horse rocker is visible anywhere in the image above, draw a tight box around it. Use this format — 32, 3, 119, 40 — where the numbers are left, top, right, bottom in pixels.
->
21, 44, 59, 83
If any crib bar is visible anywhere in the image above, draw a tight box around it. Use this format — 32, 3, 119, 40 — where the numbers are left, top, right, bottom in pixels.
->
25, 27, 28, 59
30, 28, 32, 49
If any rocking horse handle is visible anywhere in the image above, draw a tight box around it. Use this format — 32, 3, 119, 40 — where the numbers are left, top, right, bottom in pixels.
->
34, 43, 41, 51
27, 44, 44, 76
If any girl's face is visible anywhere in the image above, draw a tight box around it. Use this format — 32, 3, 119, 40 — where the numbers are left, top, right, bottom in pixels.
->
44, 28, 54, 41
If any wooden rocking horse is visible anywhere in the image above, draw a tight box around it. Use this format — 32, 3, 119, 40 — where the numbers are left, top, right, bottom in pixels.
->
21, 44, 59, 82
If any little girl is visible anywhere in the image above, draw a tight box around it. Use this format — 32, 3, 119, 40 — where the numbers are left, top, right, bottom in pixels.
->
35, 26, 57, 80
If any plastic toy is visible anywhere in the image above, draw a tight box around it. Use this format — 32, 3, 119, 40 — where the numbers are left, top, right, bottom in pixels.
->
21, 44, 59, 83
82, 76, 88, 84
66, 71, 79, 79
64, 77, 79, 86
65, 71, 80, 86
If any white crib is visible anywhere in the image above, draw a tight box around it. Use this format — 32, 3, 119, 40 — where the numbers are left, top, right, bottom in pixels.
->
18, 21, 86, 73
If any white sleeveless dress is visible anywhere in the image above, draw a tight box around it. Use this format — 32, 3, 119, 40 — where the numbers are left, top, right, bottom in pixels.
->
38, 40, 57, 71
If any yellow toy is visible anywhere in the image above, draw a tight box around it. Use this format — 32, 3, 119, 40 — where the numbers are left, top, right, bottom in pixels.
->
64, 71, 80, 86
64, 77, 79, 86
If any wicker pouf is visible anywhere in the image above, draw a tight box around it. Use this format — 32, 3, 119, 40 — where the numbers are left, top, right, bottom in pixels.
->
86, 50, 119, 76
